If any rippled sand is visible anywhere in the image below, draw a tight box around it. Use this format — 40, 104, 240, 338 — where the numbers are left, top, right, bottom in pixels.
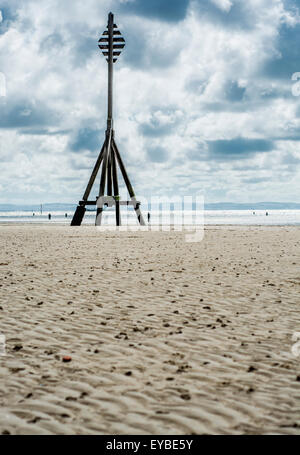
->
0, 224, 299, 434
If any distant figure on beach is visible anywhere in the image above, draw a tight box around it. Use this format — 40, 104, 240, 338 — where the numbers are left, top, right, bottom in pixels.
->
147, 212, 150, 223
32, 213, 35, 216
65, 213, 68, 218
266, 211, 268, 216
48, 213, 51, 220
253, 211, 255, 215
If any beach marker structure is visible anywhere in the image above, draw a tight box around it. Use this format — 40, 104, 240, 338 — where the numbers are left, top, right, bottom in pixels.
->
71, 12, 145, 227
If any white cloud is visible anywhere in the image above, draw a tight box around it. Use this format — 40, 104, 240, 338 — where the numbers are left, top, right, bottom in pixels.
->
0, 0, 299, 204
211, 0, 232, 13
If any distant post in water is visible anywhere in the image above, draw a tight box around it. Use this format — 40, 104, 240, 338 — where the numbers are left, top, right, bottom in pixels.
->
71, 12, 145, 227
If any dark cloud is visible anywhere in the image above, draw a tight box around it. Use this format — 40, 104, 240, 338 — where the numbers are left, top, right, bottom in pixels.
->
187, 149, 204, 160
258, 86, 294, 100
232, 163, 262, 171
0, 6, 18, 35
139, 121, 174, 137
201, 81, 247, 112
186, 141, 207, 160
70, 127, 101, 153
147, 145, 169, 162
294, 104, 300, 117
0, 99, 59, 128
69, 158, 94, 170
39, 32, 65, 53
200, 80, 294, 113
273, 134, 300, 141
225, 81, 246, 102
185, 78, 208, 95
122, 26, 179, 69
207, 137, 274, 160
243, 176, 270, 184
72, 33, 99, 66
138, 107, 181, 137
40, 27, 99, 67
281, 152, 300, 165
203, 92, 293, 113
20, 128, 70, 136
262, 23, 300, 79
193, 0, 256, 30
119, 0, 189, 23
202, 101, 253, 113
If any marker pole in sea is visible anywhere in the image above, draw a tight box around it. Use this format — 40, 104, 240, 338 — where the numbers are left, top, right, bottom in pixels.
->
71, 12, 145, 227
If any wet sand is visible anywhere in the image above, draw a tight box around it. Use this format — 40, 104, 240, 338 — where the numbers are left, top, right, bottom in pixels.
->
0, 224, 299, 434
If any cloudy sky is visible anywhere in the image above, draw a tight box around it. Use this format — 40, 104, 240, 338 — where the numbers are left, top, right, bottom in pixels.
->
0, 0, 300, 204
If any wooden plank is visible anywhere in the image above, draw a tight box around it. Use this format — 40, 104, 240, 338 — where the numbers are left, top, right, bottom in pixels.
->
79, 200, 97, 206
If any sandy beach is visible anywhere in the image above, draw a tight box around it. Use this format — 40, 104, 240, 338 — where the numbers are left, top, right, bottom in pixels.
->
0, 224, 299, 435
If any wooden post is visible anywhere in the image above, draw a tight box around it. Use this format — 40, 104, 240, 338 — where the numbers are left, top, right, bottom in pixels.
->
111, 146, 121, 225
112, 139, 146, 226
71, 13, 145, 228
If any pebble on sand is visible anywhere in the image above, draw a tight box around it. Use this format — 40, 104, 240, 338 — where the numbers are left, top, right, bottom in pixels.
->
62, 355, 72, 362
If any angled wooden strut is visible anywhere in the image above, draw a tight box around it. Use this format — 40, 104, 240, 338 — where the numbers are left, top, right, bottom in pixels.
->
71, 12, 145, 227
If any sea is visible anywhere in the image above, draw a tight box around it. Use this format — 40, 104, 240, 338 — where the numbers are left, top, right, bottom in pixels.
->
0, 204, 300, 226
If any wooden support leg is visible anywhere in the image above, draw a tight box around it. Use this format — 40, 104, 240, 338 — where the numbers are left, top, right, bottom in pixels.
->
96, 132, 111, 226
95, 203, 104, 226
71, 143, 105, 226
111, 148, 121, 226
112, 139, 145, 226
132, 198, 144, 225
107, 146, 113, 197
71, 205, 86, 226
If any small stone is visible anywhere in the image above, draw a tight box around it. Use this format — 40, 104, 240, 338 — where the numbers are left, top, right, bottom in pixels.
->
125, 371, 132, 376
180, 393, 191, 400
62, 355, 72, 362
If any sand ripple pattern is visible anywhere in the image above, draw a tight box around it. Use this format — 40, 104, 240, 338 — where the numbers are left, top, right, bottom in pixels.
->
0, 225, 300, 434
